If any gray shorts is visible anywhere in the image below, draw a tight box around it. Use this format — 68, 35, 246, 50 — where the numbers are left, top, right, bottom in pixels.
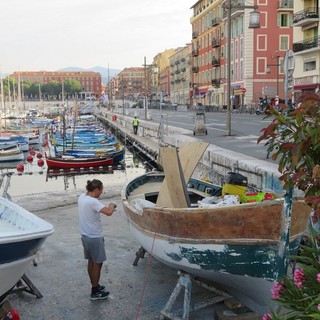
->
81, 236, 106, 264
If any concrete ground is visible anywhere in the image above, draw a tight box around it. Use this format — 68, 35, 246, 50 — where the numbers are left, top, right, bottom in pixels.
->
7, 185, 223, 320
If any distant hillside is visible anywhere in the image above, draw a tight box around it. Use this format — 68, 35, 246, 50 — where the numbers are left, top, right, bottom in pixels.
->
57, 66, 121, 83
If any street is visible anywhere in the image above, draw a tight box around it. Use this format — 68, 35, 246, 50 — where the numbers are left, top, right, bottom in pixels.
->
114, 103, 275, 162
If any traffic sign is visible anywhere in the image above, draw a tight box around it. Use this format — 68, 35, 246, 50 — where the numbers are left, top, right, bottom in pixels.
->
242, 88, 247, 93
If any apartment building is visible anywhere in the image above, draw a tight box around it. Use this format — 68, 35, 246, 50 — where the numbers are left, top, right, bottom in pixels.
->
292, 0, 320, 99
169, 44, 192, 107
190, 0, 294, 108
10, 71, 102, 96
114, 67, 145, 99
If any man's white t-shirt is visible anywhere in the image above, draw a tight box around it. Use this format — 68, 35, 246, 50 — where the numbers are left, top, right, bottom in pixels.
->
78, 193, 105, 238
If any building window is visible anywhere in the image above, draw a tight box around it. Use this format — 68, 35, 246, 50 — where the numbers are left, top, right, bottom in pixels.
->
280, 35, 289, 50
277, 13, 292, 27
304, 60, 316, 72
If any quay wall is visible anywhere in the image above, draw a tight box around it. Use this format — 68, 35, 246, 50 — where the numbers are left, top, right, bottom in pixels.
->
98, 112, 282, 194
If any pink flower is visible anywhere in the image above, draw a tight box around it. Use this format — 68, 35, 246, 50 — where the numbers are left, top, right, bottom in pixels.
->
293, 268, 304, 288
271, 282, 283, 299
262, 313, 272, 320
318, 304, 320, 311
317, 273, 320, 283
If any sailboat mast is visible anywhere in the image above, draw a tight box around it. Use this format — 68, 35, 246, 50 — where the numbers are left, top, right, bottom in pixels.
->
17, 71, 21, 116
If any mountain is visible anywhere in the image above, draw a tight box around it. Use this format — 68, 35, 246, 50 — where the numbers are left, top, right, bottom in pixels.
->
57, 66, 121, 83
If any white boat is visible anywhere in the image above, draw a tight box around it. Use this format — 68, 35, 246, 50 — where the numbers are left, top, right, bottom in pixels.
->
0, 196, 54, 298
0, 145, 24, 162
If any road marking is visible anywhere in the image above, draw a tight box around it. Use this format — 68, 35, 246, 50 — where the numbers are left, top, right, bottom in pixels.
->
234, 135, 260, 140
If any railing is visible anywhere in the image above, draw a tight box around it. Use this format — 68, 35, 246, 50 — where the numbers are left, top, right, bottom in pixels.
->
212, 58, 220, 67
211, 17, 221, 27
192, 66, 199, 73
212, 38, 221, 47
293, 36, 320, 53
192, 49, 199, 57
211, 79, 220, 87
293, 7, 319, 24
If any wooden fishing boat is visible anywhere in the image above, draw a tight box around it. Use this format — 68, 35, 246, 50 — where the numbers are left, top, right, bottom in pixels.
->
45, 153, 113, 169
0, 195, 54, 299
121, 143, 311, 315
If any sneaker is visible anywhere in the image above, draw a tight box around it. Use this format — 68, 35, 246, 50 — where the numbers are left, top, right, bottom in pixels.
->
90, 290, 110, 301
97, 284, 105, 291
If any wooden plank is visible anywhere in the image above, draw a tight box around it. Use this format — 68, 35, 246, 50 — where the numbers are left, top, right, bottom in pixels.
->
156, 142, 208, 207
158, 147, 190, 208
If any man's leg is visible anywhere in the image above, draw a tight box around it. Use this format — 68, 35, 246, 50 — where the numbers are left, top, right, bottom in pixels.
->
88, 258, 103, 288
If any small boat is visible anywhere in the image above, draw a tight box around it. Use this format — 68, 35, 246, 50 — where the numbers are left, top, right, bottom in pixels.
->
54, 145, 125, 164
0, 196, 54, 298
121, 144, 311, 315
45, 153, 113, 169
0, 145, 24, 162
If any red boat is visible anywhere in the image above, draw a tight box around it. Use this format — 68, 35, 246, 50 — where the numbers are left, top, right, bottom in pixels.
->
45, 154, 113, 169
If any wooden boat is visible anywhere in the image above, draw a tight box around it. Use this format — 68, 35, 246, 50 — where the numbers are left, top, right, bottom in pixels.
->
121, 144, 311, 315
0, 145, 24, 162
45, 153, 113, 169
0, 196, 54, 299
54, 146, 125, 164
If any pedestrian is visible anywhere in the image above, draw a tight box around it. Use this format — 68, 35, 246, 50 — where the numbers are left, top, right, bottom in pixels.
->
132, 116, 139, 135
78, 179, 117, 301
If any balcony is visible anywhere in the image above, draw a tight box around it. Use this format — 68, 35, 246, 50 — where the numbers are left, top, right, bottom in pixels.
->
192, 49, 199, 57
212, 38, 221, 47
278, 0, 293, 9
192, 83, 199, 90
211, 17, 221, 27
211, 79, 220, 87
212, 58, 220, 67
192, 31, 199, 39
293, 36, 320, 53
192, 66, 199, 73
293, 8, 319, 27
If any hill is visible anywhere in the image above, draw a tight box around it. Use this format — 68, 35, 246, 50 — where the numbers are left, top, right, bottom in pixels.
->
57, 66, 121, 83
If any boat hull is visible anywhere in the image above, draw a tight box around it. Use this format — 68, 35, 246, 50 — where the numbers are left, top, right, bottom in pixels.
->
0, 197, 54, 298
45, 155, 113, 169
121, 172, 311, 315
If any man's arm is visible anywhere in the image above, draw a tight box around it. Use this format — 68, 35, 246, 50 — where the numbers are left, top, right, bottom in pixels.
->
100, 203, 117, 216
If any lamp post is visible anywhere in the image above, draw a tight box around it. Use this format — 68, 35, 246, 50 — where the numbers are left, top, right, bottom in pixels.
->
267, 52, 281, 97
226, 0, 260, 136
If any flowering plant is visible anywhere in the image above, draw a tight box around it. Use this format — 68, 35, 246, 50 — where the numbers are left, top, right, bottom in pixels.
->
258, 93, 320, 319
262, 225, 320, 319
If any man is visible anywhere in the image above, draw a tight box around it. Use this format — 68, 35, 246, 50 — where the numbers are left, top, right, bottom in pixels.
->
78, 179, 117, 300
132, 116, 139, 135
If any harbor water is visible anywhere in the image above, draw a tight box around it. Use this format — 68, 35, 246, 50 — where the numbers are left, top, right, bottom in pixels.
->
0, 148, 146, 198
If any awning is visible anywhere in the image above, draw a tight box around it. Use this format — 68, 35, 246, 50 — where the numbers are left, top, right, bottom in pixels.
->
294, 83, 318, 90
302, 22, 318, 31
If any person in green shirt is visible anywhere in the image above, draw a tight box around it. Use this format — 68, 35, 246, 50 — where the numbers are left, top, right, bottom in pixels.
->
132, 116, 139, 135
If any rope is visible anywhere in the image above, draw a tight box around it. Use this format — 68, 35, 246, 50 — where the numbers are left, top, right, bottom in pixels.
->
134, 209, 161, 320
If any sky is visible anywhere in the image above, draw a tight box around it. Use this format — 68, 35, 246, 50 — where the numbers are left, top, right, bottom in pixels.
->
0, 0, 196, 74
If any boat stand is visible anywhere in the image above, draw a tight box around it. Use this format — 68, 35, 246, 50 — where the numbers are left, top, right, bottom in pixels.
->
160, 271, 230, 320
9, 274, 43, 299
132, 246, 146, 266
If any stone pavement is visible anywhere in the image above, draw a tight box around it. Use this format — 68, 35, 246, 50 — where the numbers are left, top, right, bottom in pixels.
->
8, 184, 220, 320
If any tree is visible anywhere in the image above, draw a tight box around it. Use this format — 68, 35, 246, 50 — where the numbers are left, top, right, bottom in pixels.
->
258, 93, 320, 212
258, 93, 320, 319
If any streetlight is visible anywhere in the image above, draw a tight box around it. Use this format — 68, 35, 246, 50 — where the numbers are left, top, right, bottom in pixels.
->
226, 0, 260, 136
266, 51, 281, 97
